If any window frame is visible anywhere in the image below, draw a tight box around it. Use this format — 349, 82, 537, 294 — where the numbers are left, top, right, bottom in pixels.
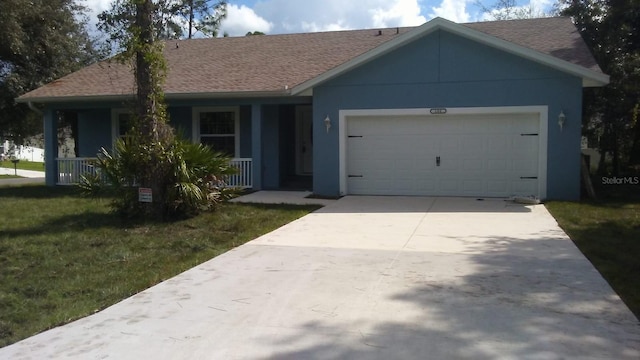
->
111, 109, 134, 145
192, 106, 240, 157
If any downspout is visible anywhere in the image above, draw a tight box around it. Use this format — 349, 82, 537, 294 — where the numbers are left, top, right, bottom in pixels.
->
27, 101, 43, 116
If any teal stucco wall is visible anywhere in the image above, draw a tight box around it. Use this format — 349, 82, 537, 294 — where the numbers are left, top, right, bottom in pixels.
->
311, 29, 584, 200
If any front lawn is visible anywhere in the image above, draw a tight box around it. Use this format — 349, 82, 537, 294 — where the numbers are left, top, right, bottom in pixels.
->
0, 160, 45, 172
546, 185, 640, 320
0, 185, 319, 347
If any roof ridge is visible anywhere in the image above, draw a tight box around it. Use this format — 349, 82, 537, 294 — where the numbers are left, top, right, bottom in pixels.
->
171, 26, 415, 43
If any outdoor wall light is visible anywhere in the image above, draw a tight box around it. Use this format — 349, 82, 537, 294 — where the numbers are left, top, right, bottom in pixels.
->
324, 115, 331, 133
558, 110, 566, 131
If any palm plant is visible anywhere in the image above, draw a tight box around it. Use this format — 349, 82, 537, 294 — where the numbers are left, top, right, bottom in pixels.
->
80, 135, 239, 220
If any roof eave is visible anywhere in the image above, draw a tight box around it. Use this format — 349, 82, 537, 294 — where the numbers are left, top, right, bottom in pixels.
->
292, 17, 610, 95
583, 74, 610, 87
16, 90, 296, 105
166, 90, 293, 100
15, 94, 134, 104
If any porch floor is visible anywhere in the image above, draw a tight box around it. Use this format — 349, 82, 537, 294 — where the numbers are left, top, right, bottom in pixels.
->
230, 191, 336, 207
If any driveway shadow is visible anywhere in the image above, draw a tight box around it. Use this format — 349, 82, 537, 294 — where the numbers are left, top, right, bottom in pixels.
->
250, 232, 639, 359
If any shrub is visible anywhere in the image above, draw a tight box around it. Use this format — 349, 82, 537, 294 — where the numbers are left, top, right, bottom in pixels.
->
80, 136, 239, 220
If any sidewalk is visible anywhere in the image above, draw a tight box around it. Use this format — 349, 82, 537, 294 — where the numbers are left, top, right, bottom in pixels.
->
0, 167, 46, 178
0, 167, 45, 186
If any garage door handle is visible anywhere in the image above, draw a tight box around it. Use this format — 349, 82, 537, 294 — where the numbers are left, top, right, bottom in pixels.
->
520, 176, 538, 179
436, 156, 441, 166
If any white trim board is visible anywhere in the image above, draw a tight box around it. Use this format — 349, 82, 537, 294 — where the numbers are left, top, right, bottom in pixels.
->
339, 106, 548, 199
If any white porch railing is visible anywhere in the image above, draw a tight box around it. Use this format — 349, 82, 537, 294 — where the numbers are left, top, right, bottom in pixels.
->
227, 158, 253, 189
55, 157, 253, 189
56, 158, 100, 185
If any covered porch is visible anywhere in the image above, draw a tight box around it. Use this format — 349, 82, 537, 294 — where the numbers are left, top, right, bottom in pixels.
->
42, 100, 314, 191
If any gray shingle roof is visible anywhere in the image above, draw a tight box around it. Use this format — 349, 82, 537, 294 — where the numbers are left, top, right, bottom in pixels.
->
18, 17, 602, 102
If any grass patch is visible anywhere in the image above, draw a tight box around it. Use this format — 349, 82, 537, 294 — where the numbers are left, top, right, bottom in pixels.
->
0, 175, 21, 179
0, 185, 319, 347
546, 185, 640, 320
0, 160, 45, 172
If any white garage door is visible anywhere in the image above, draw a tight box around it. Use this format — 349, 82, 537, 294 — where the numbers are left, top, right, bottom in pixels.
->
346, 113, 540, 198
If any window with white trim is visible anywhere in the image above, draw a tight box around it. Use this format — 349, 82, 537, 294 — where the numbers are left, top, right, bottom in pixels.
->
112, 110, 134, 141
194, 107, 239, 157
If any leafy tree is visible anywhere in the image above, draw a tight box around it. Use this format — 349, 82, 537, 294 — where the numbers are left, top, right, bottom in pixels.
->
475, 0, 548, 20
0, 0, 104, 144
84, 0, 236, 220
98, 0, 227, 51
246, 31, 266, 36
183, 0, 228, 39
558, 0, 640, 172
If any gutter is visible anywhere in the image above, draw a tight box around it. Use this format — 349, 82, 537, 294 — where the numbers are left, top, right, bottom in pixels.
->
15, 89, 298, 105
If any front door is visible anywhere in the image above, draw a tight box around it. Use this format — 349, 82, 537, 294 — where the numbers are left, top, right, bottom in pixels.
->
296, 106, 313, 175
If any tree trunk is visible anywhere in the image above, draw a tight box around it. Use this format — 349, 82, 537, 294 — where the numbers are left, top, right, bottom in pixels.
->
630, 117, 640, 166
135, 0, 156, 140
612, 138, 620, 176
188, 0, 194, 39
134, 0, 174, 219
581, 154, 597, 200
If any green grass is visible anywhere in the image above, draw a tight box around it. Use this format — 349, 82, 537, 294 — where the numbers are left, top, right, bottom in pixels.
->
0, 160, 45, 172
0, 185, 319, 347
546, 185, 640, 320
0, 175, 21, 179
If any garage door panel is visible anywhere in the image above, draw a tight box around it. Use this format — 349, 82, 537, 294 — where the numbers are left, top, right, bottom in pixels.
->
512, 179, 538, 195
511, 155, 538, 173
461, 179, 483, 193
487, 180, 509, 193
346, 112, 540, 197
487, 159, 508, 171
439, 179, 460, 193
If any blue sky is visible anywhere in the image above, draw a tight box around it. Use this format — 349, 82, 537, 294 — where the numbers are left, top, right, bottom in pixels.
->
83, 0, 555, 37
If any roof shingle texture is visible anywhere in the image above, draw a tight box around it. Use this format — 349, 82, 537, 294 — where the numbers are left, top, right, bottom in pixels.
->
19, 17, 600, 101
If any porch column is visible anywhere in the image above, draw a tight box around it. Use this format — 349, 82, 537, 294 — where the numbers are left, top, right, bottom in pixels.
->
43, 108, 57, 186
251, 103, 262, 190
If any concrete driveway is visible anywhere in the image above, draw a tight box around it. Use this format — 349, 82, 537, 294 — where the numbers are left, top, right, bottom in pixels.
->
2, 196, 639, 359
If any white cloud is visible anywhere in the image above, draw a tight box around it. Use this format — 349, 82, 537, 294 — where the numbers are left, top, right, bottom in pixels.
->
300, 20, 350, 33
430, 0, 470, 23
530, 0, 553, 9
369, 0, 427, 28
79, 0, 114, 31
251, 0, 426, 34
220, 4, 273, 36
